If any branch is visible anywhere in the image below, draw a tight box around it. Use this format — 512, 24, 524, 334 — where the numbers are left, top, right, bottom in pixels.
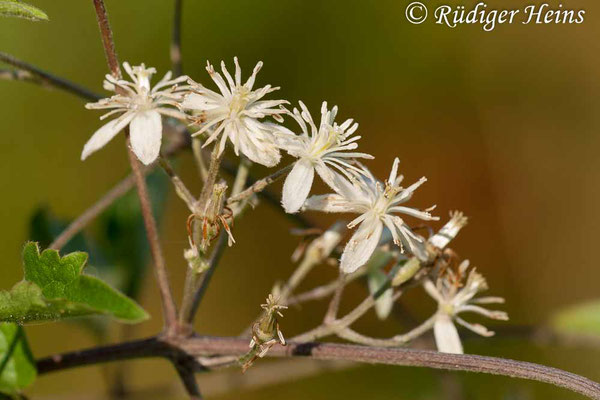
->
48, 136, 188, 251
0, 52, 101, 101
91, 0, 178, 334
226, 164, 292, 206
37, 336, 600, 400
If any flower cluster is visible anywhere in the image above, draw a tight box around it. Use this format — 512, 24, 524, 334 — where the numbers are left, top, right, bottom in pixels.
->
84, 58, 437, 274
83, 58, 508, 357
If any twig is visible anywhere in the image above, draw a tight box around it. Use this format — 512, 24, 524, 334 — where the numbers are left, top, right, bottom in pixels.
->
175, 362, 203, 400
159, 156, 196, 211
192, 138, 209, 181
323, 273, 345, 324
226, 164, 292, 205
171, 0, 184, 76
196, 146, 224, 212
184, 232, 228, 324
36, 335, 600, 400
92, 0, 178, 334
48, 138, 188, 251
126, 137, 179, 333
0, 52, 101, 101
49, 173, 136, 251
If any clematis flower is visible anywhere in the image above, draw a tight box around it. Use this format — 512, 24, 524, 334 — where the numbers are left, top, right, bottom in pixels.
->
183, 58, 287, 167
83, 62, 189, 165
276, 101, 373, 213
303, 158, 438, 273
424, 260, 508, 354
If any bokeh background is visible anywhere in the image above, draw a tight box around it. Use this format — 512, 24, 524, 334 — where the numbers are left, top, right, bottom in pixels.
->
2, 0, 600, 398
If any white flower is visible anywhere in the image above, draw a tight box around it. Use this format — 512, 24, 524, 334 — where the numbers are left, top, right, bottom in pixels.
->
304, 158, 438, 273
424, 260, 508, 354
276, 101, 373, 213
183, 58, 287, 167
83, 62, 189, 165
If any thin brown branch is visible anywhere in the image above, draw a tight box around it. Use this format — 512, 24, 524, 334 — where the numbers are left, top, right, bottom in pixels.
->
48, 137, 188, 251
91, 0, 120, 78
171, 0, 184, 76
36, 336, 600, 400
92, 0, 178, 334
184, 232, 228, 324
159, 156, 196, 210
0, 52, 101, 101
226, 163, 292, 206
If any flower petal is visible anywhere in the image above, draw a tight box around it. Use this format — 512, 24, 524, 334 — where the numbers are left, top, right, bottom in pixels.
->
303, 194, 356, 213
81, 113, 134, 161
282, 159, 315, 214
433, 314, 463, 354
340, 217, 383, 273
130, 110, 162, 165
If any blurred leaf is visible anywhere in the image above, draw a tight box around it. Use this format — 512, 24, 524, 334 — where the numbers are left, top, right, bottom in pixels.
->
368, 269, 394, 320
0, 243, 148, 324
0, 0, 48, 21
0, 323, 36, 396
551, 300, 600, 337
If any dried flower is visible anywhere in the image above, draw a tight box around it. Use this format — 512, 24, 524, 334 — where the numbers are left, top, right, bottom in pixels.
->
184, 58, 287, 167
424, 260, 508, 354
304, 158, 438, 273
428, 211, 468, 250
83, 63, 189, 165
241, 294, 287, 372
276, 101, 373, 213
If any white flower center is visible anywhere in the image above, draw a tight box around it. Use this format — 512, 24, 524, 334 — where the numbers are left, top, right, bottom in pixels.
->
308, 125, 343, 159
229, 86, 251, 117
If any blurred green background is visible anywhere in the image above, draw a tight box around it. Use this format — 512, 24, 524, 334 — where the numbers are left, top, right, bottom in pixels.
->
2, 0, 600, 398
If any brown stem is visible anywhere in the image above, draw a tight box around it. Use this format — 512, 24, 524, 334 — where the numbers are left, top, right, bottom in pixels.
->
91, 0, 178, 334
126, 137, 178, 332
226, 164, 292, 205
48, 137, 188, 251
0, 52, 101, 101
92, 0, 120, 78
37, 336, 600, 400
184, 232, 228, 324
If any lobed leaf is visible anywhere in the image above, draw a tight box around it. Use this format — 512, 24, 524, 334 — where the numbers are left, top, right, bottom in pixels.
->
0, 243, 148, 325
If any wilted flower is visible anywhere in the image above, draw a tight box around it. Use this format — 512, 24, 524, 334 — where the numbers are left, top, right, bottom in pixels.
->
83, 62, 189, 165
241, 294, 287, 372
428, 211, 468, 250
184, 58, 287, 167
424, 260, 508, 354
277, 101, 373, 213
304, 158, 438, 273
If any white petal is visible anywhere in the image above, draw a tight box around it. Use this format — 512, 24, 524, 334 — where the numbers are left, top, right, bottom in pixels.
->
433, 314, 463, 354
340, 217, 383, 274
282, 159, 315, 214
81, 113, 135, 161
303, 194, 357, 213
130, 110, 162, 165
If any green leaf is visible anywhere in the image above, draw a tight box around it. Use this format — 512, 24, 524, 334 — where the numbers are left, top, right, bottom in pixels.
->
0, 0, 48, 21
0, 243, 148, 325
0, 323, 36, 396
551, 300, 600, 337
